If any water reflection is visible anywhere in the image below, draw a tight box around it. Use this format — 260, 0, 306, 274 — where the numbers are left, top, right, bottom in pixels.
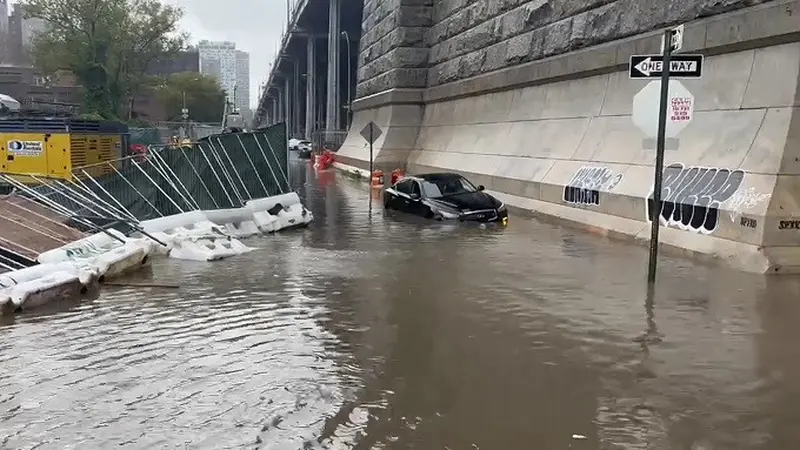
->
0, 158, 799, 449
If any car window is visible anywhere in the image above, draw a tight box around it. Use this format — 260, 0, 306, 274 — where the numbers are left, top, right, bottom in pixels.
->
396, 180, 411, 194
410, 181, 421, 197
420, 176, 476, 198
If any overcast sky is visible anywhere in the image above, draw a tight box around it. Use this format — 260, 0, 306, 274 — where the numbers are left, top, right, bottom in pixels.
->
9, 0, 287, 108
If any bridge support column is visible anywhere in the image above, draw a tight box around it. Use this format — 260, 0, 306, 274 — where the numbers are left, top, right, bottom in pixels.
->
293, 58, 301, 138
325, 0, 340, 131
277, 89, 283, 123
284, 76, 292, 136
306, 37, 316, 140
272, 97, 278, 125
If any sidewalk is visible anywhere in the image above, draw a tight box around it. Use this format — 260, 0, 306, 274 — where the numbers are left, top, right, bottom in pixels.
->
0, 196, 86, 263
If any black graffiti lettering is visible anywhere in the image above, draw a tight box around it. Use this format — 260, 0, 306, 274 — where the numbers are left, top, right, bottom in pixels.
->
778, 220, 800, 230
647, 164, 745, 233
740, 217, 757, 228
563, 186, 600, 205
563, 166, 622, 206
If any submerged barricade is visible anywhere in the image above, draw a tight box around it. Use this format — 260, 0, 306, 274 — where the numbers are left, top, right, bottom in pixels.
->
0, 125, 312, 313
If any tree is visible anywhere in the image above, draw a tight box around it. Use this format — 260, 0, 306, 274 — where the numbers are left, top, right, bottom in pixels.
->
19, 0, 187, 119
153, 72, 226, 123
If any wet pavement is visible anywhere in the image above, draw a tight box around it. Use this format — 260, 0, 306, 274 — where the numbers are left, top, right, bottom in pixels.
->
1, 158, 800, 449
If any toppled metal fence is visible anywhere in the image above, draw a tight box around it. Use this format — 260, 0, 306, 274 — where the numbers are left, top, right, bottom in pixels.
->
0, 122, 288, 233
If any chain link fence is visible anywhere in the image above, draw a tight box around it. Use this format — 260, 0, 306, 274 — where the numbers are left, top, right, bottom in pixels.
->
17, 123, 288, 227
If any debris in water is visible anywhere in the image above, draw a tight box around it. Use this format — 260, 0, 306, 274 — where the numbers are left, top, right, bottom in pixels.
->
572, 434, 587, 440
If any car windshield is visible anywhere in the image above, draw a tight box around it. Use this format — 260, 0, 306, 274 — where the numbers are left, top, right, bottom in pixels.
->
419, 176, 478, 199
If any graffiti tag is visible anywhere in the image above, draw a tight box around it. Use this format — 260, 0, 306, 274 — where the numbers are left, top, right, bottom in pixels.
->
725, 187, 770, 222
647, 163, 745, 234
778, 220, 800, 230
740, 217, 757, 228
563, 166, 623, 206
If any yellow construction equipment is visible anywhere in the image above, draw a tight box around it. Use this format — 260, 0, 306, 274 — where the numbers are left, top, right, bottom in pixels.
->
0, 115, 129, 183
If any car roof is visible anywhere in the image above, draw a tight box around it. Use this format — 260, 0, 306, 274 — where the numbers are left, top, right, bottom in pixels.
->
415, 172, 465, 182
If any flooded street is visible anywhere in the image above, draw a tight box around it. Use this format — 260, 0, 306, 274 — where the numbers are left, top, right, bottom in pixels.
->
2, 158, 800, 449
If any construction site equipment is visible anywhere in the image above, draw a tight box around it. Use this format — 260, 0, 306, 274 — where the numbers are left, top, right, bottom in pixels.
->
0, 116, 129, 183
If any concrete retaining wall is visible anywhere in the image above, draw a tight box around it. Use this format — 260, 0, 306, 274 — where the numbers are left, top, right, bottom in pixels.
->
339, 0, 800, 273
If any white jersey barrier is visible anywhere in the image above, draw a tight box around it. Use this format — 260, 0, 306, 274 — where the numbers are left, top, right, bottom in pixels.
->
138, 211, 253, 262
203, 208, 261, 238
245, 192, 313, 233
37, 229, 155, 280
0, 262, 98, 311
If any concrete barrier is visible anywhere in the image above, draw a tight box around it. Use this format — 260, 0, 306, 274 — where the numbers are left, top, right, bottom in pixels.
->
338, 1, 800, 273
135, 194, 312, 261
0, 262, 98, 312
138, 212, 253, 261
245, 192, 314, 232
37, 229, 154, 280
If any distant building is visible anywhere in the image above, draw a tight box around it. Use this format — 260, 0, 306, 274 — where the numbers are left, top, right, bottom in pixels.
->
235, 50, 250, 113
4, 4, 46, 66
0, 65, 81, 112
147, 50, 200, 77
0, 0, 9, 64
6, 4, 23, 65
201, 57, 222, 83
198, 40, 237, 102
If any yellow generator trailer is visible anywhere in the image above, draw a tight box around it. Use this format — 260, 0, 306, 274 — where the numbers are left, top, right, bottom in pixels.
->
0, 116, 129, 183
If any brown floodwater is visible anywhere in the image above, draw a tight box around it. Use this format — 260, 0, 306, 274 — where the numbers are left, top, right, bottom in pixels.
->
1, 159, 800, 449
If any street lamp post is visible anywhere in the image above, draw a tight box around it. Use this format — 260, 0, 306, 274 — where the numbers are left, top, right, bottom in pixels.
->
341, 30, 351, 130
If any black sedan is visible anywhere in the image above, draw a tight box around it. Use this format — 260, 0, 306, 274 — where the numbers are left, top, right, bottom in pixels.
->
383, 173, 508, 225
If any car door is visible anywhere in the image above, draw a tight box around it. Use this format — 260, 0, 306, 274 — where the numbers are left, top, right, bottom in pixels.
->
407, 180, 428, 217
391, 179, 414, 213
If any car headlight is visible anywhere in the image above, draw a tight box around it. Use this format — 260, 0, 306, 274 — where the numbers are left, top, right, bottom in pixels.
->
438, 209, 460, 219
497, 202, 507, 211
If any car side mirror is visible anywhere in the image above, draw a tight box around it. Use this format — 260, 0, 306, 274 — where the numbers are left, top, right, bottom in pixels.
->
410, 193, 420, 200
478, 185, 485, 191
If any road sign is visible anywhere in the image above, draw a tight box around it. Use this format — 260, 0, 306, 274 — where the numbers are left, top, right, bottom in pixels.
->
360, 121, 382, 144
632, 79, 694, 138
629, 54, 703, 79
660, 24, 684, 53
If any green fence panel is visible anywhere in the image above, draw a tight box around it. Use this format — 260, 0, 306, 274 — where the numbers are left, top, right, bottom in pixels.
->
32, 122, 289, 226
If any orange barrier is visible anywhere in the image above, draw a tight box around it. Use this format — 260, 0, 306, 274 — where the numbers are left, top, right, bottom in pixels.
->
390, 168, 405, 185
371, 170, 384, 188
314, 150, 335, 170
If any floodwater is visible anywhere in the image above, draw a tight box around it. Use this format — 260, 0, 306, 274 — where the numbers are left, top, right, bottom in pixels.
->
1, 159, 800, 450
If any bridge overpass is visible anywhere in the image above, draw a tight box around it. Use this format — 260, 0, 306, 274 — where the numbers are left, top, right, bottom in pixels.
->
256, 0, 800, 273
254, 0, 363, 144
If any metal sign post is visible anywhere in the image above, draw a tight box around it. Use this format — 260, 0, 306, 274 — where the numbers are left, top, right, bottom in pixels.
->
646, 29, 674, 284
360, 121, 383, 213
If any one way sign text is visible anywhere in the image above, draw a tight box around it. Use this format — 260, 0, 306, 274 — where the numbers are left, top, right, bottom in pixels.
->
629, 54, 704, 79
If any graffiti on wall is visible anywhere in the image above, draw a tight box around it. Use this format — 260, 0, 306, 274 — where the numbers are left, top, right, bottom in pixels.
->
646, 163, 745, 234
725, 187, 770, 222
563, 166, 623, 206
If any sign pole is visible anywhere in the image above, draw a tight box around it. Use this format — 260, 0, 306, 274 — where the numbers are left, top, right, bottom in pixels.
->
369, 125, 374, 213
646, 29, 674, 284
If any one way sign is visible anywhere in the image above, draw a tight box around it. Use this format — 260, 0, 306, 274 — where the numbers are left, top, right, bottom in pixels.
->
629, 54, 704, 79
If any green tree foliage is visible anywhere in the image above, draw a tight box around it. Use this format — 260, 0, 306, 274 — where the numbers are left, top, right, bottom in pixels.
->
19, 0, 187, 119
153, 72, 226, 123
